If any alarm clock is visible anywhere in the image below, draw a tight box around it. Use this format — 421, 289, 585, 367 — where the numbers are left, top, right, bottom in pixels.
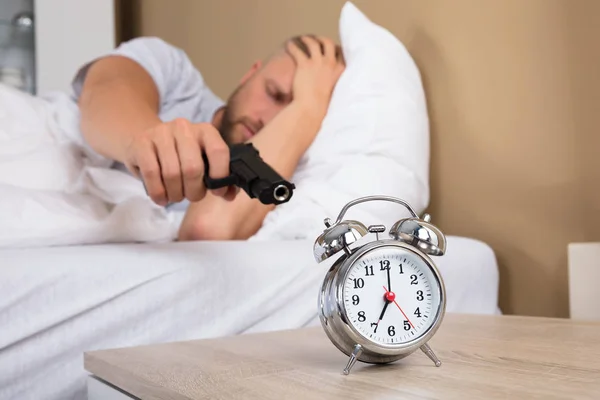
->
313, 195, 447, 375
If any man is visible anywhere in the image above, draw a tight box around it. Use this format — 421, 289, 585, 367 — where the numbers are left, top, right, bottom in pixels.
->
74, 35, 345, 242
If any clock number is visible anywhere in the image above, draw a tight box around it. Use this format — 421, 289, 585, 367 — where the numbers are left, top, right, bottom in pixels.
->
416, 290, 424, 301
388, 325, 396, 336
353, 278, 364, 289
403, 321, 411, 331
358, 311, 366, 322
352, 295, 360, 305
410, 274, 418, 285
364, 265, 374, 276
399, 263, 404, 274
414, 307, 422, 318
379, 260, 390, 271
370, 322, 378, 333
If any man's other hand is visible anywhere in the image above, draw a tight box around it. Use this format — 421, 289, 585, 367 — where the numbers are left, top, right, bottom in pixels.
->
124, 118, 234, 206
286, 35, 345, 123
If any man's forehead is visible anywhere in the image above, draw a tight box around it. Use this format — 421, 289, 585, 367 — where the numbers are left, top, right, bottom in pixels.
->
262, 52, 296, 78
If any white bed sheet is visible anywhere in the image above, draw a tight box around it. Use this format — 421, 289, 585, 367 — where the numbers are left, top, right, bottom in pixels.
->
0, 236, 500, 400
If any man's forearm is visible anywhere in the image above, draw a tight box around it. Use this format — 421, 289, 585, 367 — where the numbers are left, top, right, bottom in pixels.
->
178, 101, 324, 241
78, 56, 162, 163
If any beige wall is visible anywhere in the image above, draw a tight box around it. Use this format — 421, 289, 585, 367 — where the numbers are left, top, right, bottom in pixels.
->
117, 0, 600, 318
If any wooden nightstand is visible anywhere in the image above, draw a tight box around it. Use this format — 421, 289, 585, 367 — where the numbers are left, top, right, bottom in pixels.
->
84, 313, 600, 399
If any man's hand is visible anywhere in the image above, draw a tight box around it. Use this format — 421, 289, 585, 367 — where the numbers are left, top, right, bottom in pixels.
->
77, 55, 236, 207
124, 118, 234, 206
286, 35, 345, 123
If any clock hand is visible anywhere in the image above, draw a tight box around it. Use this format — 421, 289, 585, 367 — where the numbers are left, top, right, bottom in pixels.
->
383, 285, 415, 330
386, 262, 392, 292
393, 298, 415, 329
377, 299, 390, 321
372, 296, 390, 333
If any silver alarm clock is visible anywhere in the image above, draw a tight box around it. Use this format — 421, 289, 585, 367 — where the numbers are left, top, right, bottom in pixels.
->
313, 195, 447, 375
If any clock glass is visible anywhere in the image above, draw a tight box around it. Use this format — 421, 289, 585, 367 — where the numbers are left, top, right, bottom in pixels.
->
342, 245, 442, 346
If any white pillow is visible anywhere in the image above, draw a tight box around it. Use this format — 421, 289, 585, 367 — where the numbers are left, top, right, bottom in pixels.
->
251, 1, 430, 241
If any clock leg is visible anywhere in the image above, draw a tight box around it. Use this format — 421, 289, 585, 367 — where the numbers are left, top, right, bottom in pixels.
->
420, 343, 442, 367
342, 344, 363, 375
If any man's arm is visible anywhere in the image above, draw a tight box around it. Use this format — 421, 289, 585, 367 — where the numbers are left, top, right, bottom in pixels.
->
78, 56, 162, 163
177, 100, 323, 241
178, 35, 345, 241
77, 40, 232, 206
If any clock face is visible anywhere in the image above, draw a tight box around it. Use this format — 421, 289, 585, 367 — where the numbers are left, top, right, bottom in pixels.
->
342, 245, 442, 346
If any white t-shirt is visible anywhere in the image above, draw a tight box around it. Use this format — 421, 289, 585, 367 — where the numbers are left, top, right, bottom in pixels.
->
70, 36, 226, 211
71, 36, 225, 129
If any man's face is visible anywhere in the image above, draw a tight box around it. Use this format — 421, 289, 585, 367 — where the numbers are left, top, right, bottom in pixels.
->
218, 52, 296, 144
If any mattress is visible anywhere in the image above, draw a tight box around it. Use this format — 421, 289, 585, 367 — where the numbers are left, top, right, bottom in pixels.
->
0, 235, 500, 400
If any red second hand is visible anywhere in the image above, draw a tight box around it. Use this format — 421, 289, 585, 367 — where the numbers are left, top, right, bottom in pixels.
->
383, 285, 415, 329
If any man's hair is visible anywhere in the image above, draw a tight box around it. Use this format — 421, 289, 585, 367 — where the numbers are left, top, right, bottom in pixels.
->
281, 35, 343, 62
289, 36, 313, 57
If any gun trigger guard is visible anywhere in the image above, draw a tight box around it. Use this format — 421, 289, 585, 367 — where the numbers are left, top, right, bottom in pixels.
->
203, 174, 237, 189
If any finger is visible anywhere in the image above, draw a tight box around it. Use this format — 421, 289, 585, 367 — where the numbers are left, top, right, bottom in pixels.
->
336, 44, 345, 65
154, 126, 184, 203
336, 59, 346, 77
174, 121, 206, 202
223, 185, 239, 202
135, 140, 167, 206
308, 34, 329, 57
196, 123, 230, 197
315, 36, 336, 62
127, 163, 142, 179
301, 35, 324, 59
286, 38, 309, 66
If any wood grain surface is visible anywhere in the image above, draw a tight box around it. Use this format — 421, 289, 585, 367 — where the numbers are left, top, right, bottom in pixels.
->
84, 313, 600, 399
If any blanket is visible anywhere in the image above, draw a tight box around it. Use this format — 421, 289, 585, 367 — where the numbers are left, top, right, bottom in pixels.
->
0, 84, 182, 248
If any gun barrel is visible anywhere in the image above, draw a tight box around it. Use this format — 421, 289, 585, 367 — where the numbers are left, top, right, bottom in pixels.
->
203, 143, 295, 205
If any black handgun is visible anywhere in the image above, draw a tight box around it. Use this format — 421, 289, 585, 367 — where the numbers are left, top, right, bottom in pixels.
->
203, 143, 295, 205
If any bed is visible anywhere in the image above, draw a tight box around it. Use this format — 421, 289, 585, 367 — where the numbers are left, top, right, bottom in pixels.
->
0, 236, 499, 400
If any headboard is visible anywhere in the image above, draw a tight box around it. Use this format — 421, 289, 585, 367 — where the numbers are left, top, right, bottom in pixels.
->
116, 0, 600, 318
